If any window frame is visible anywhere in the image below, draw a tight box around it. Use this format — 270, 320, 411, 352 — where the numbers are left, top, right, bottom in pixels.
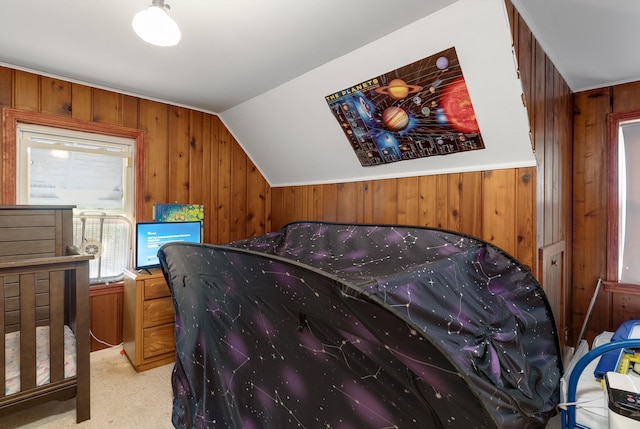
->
16, 123, 135, 214
606, 110, 640, 290
2, 108, 145, 217
2, 108, 146, 285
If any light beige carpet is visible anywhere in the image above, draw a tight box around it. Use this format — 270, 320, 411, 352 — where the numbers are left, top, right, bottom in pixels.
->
0, 346, 174, 429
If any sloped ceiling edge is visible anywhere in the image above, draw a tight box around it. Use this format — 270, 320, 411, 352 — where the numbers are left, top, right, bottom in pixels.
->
220, 0, 533, 187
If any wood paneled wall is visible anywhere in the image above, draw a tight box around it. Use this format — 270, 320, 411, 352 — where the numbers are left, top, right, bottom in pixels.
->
0, 67, 271, 244
0, 67, 272, 350
573, 82, 640, 340
271, 170, 536, 270
505, 1, 574, 344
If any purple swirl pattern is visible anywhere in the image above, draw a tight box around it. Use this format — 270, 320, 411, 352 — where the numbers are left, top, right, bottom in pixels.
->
159, 221, 561, 428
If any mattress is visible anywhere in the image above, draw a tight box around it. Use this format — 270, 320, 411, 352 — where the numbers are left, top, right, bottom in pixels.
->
4, 325, 77, 395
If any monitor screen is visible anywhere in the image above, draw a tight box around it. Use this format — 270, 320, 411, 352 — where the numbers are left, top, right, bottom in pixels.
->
135, 221, 202, 270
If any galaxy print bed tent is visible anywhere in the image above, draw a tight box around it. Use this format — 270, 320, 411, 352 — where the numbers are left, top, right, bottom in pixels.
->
158, 221, 562, 429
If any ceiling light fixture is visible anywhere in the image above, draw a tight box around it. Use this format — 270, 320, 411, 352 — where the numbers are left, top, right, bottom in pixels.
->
132, 0, 181, 47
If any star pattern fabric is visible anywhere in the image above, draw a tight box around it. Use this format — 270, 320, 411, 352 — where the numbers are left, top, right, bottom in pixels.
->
159, 221, 561, 428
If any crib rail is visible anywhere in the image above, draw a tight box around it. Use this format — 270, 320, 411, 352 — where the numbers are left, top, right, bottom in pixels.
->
0, 254, 91, 422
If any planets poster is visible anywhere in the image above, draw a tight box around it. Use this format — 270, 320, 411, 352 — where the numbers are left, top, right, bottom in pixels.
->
325, 47, 485, 167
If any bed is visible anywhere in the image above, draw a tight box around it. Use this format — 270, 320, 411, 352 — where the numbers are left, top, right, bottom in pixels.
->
0, 255, 91, 423
159, 221, 563, 428
0, 205, 91, 423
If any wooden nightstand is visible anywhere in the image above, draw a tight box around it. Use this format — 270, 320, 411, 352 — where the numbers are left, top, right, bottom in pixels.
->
123, 268, 175, 371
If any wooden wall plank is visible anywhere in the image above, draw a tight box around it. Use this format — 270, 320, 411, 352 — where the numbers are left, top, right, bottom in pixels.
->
188, 111, 204, 205
397, 176, 419, 226
309, 185, 323, 222
90, 287, 123, 351
337, 182, 359, 224
168, 106, 190, 204
264, 179, 272, 232
559, 79, 573, 331
359, 181, 373, 224
122, 95, 139, 129
138, 99, 169, 221
516, 167, 535, 271
572, 87, 611, 341
322, 183, 338, 222
0, 66, 12, 108
447, 174, 462, 232
216, 123, 231, 243
517, 14, 533, 113
14, 70, 39, 112
543, 57, 555, 246
459, 171, 482, 238
435, 175, 448, 229
611, 294, 640, 329
70, 83, 92, 121
292, 186, 308, 224
504, 0, 515, 42
613, 81, 640, 112
247, 158, 267, 237
0, 67, 10, 185
270, 188, 286, 231
483, 169, 517, 256
230, 139, 247, 241
533, 40, 546, 247
207, 116, 221, 244
92, 88, 121, 125
552, 73, 564, 241
417, 175, 438, 228
40, 77, 71, 117
199, 113, 213, 238
355, 181, 369, 223
371, 179, 398, 225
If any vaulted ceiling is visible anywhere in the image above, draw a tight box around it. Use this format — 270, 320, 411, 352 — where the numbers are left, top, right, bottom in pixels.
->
1, 0, 637, 185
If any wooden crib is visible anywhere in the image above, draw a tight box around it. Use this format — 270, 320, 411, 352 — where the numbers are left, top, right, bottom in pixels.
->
0, 205, 91, 423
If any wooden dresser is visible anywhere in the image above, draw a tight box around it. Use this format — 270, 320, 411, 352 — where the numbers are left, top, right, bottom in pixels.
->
123, 268, 175, 371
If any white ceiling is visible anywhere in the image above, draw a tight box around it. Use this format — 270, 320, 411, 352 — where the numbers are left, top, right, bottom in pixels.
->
2, 0, 637, 186
0, 0, 457, 114
511, 0, 640, 93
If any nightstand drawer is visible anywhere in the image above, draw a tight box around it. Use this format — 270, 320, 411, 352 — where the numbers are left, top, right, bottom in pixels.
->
143, 296, 175, 327
124, 268, 176, 372
144, 277, 171, 300
142, 324, 175, 359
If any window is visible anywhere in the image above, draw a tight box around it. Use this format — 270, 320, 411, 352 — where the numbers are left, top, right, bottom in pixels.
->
16, 124, 135, 283
2, 108, 145, 286
608, 111, 640, 284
